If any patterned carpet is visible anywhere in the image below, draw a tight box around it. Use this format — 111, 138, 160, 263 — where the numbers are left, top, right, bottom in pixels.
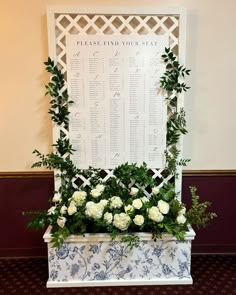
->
0, 255, 235, 295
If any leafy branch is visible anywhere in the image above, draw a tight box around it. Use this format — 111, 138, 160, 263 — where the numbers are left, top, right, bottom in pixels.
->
113, 162, 154, 187
186, 186, 217, 229
44, 57, 73, 125
160, 48, 190, 97
160, 48, 191, 174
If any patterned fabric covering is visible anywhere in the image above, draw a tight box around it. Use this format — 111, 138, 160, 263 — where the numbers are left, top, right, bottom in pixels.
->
48, 239, 192, 283
0, 255, 235, 294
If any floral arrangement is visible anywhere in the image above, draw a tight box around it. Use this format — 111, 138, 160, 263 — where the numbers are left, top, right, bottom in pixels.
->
25, 48, 216, 248
45, 163, 190, 248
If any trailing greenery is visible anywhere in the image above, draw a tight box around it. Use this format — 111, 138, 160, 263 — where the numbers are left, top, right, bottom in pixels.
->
23, 51, 216, 249
160, 47, 191, 175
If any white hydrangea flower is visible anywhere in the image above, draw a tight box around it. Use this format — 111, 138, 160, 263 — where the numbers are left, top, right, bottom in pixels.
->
113, 213, 131, 231
130, 187, 139, 196
57, 216, 66, 228
67, 201, 77, 215
133, 215, 144, 226
132, 198, 143, 209
52, 193, 61, 203
72, 191, 87, 206
47, 206, 57, 215
90, 188, 102, 198
158, 200, 170, 214
85, 202, 104, 219
176, 214, 187, 224
72, 191, 87, 198
99, 199, 108, 207
124, 204, 134, 213
104, 212, 113, 224
148, 206, 164, 223
141, 196, 149, 203
96, 184, 105, 193
110, 196, 123, 209
60, 205, 67, 215
86, 201, 93, 208
152, 187, 159, 195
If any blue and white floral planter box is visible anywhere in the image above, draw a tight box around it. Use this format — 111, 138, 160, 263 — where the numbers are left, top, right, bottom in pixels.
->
43, 226, 195, 287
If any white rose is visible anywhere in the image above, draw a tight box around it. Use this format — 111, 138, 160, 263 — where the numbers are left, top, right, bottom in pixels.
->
152, 187, 159, 195
67, 201, 77, 215
132, 198, 143, 209
141, 196, 149, 203
133, 215, 144, 226
130, 187, 139, 196
124, 204, 134, 213
176, 214, 187, 224
47, 206, 57, 215
178, 207, 186, 215
57, 216, 66, 228
99, 199, 108, 207
72, 191, 87, 206
96, 184, 105, 193
60, 205, 67, 215
104, 212, 113, 224
90, 188, 102, 198
158, 200, 170, 214
148, 206, 164, 223
52, 193, 61, 203
110, 196, 123, 209
113, 213, 131, 231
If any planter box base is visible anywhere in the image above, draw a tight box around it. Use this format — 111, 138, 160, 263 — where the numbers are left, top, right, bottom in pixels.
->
47, 277, 193, 288
44, 226, 195, 288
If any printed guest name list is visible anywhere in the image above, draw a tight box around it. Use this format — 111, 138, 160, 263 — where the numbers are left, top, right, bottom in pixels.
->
66, 34, 168, 169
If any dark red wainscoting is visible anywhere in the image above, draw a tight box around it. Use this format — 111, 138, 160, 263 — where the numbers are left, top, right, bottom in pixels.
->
0, 176, 54, 257
182, 175, 236, 254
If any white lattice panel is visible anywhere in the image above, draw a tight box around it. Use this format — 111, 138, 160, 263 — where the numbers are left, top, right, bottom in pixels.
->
47, 6, 186, 199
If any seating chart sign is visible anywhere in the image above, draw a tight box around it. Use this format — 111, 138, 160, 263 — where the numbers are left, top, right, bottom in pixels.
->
66, 34, 168, 169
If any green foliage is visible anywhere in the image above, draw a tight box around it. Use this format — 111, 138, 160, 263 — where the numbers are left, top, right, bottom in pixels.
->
50, 227, 70, 249
113, 162, 154, 187
186, 186, 217, 229
160, 48, 191, 95
167, 108, 188, 146
22, 210, 47, 231
121, 235, 140, 250
31, 149, 80, 177
160, 48, 191, 175
53, 139, 75, 156
44, 57, 73, 125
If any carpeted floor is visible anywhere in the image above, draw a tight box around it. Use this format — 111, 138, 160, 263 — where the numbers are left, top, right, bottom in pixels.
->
0, 255, 235, 295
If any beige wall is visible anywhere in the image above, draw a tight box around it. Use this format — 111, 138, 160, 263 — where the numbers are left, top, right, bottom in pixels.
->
0, 0, 236, 171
